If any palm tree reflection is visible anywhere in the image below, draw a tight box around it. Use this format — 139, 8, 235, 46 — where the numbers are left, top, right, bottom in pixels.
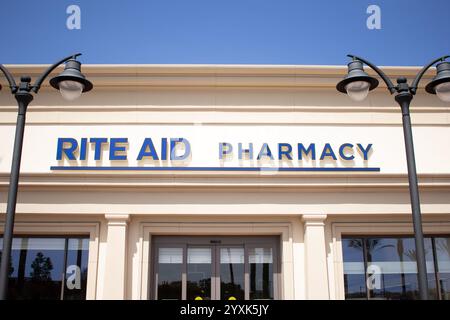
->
348, 238, 393, 261
350, 238, 433, 299
348, 239, 393, 298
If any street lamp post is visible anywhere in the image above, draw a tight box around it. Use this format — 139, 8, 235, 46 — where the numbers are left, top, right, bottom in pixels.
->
0, 53, 93, 300
337, 54, 450, 300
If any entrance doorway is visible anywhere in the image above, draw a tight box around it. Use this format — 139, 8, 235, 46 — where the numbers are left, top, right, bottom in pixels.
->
151, 236, 280, 300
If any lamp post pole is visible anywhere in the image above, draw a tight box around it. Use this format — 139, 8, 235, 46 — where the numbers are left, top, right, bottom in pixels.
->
0, 82, 33, 300
395, 81, 428, 300
337, 54, 450, 300
0, 54, 93, 300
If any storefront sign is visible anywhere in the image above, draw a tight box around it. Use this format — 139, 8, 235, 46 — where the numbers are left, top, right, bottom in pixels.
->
55, 137, 372, 162
51, 135, 378, 172
10, 124, 444, 174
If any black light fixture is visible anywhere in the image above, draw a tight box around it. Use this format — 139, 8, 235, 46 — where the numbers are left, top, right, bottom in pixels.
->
50, 59, 93, 101
336, 60, 379, 101
0, 53, 93, 300
425, 61, 450, 102
336, 54, 450, 300
337, 54, 450, 102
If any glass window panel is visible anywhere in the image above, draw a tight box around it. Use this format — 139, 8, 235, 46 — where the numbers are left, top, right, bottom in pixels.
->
0, 237, 91, 300
342, 238, 367, 299
67, 238, 89, 251
157, 247, 183, 300
366, 261, 436, 274
63, 238, 89, 300
158, 248, 182, 264
187, 247, 211, 300
4, 238, 66, 251
249, 247, 273, 300
220, 248, 244, 264
18, 238, 64, 300
342, 236, 444, 300
344, 262, 365, 274
366, 237, 437, 300
188, 248, 212, 264
435, 237, 450, 300
220, 248, 245, 300
248, 248, 273, 264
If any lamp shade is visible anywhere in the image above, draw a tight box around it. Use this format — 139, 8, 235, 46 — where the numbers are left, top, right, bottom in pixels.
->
336, 61, 379, 101
49, 59, 93, 100
425, 61, 450, 102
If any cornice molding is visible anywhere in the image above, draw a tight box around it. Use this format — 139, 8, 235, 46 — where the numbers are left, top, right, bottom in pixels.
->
0, 64, 437, 89
1, 173, 449, 192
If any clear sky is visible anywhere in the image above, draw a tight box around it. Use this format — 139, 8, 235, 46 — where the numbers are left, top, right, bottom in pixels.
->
0, 0, 449, 66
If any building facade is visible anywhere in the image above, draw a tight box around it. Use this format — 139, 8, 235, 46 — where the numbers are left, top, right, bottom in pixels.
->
0, 64, 449, 300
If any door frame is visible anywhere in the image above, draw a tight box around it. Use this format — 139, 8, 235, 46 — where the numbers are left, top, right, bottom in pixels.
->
150, 235, 280, 300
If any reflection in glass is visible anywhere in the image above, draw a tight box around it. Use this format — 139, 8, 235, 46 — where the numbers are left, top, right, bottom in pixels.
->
367, 237, 436, 300
249, 248, 273, 299
157, 248, 183, 300
342, 236, 443, 300
220, 248, 245, 300
187, 247, 211, 300
64, 239, 89, 300
342, 239, 367, 299
435, 237, 450, 300
0, 237, 89, 300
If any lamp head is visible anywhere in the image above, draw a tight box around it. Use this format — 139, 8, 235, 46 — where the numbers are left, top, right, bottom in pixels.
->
49, 59, 93, 101
425, 61, 450, 102
336, 60, 379, 101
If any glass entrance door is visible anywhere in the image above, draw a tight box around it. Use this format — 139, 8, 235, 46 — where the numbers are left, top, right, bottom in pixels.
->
152, 236, 279, 300
187, 247, 212, 300
218, 247, 245, 300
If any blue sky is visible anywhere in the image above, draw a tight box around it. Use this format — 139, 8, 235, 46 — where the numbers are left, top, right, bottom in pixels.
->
0, 0, 449, 66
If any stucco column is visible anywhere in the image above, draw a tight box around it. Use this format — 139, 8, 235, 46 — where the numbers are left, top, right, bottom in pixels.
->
102, 214, 130, 299
302, 214, 329, 300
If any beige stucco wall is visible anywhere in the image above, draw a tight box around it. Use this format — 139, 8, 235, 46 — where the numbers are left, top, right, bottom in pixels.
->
0, 64, 449, 299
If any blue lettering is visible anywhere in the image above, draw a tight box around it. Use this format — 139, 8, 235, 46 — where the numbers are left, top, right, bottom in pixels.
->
161, 138, 168, 161
298, 143, 316, 160
339, 143, 354, 160
90, 138, 108, 161
257, 143, 274, 160
278, 143, 293, 160
137, 138, 159, 160
170, 138, 191, 160
79, 138, 87, 160
110, 138, 128, 160
320, 143, 337, 160
357, 143, 373, 160
238, 143, 253, 160
219, 142, 233, 160
56, 138, 78, 160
